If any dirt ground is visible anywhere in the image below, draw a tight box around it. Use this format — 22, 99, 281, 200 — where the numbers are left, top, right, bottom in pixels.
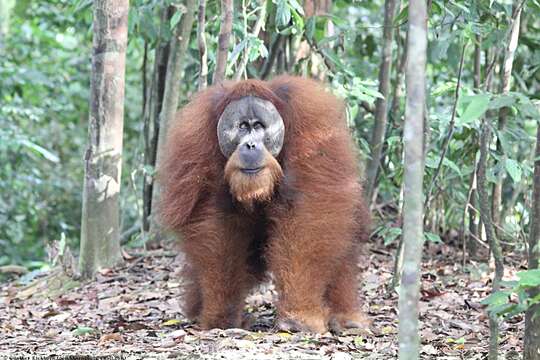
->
0, 243, 525, 359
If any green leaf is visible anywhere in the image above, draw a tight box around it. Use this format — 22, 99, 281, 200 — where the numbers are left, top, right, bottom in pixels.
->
142, 165, 156, 177
72, 326, 95, 336
490, 303, 517, 317
500, 280, 519, 288
425, 232, 442, 244
320, 48, 353, 76
230, 39, 248, 63
514, 93, 540, 118
73, 0, 93, 13
288, 0, 304, 16
517, 269, 540, 287
517, 102, 540, 118
354, 336, 364, 348
258, 43, 269, 59
305, 17, 315, 40
495, 129, 512, 156
425, 153, 439, 169
503, 303, 528, 319
162, 319, 182, 326
290, 4, 304, 31
275, 0, 291, 27
347, 104, 358, 125
489, 94, 516, 110
318, 34, 341, 47
481, 290, 511, 307
459, 94, 491, 124
530, 292, 540, 305
505, 159, 522, 183
169, 10, 183, 30
386, 136, 401, 145
452, 2, 470, 13
443, 158, 462, 177
430, 37, 451, 62
394, 5, 408, 25
432, 81, 457, 97
431, 0, 443, 14
248, 39, 267, 62
447, 337, 466, 344
349, 79, 383, 100
19, 139, 60, 163
381, 227, 401, 246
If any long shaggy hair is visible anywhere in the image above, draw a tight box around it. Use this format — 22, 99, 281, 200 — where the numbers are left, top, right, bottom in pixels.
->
159, 76, 371, 332
224, 146, 284, 205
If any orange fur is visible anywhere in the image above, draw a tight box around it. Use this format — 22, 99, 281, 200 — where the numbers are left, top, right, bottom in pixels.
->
159, 76, 371, 332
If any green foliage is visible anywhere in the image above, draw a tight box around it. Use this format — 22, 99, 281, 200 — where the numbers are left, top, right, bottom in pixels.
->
482, 270, 540, 319
0, 0, 145, 268
0, 0, 91, 267
373, 227, 442, 246
457, 94, 491, 126
273, 0, 304, 34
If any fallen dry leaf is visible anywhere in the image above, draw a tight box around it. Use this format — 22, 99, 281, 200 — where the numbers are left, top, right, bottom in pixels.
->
98, 333, 123, 344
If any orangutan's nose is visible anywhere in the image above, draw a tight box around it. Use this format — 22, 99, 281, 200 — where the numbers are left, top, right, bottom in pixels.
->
244, 141, 257, 150
239, 141, 264, 171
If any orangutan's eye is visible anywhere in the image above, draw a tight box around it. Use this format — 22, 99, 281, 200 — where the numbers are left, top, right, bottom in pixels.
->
239, 122, 249, 130
253, 121, 265, 130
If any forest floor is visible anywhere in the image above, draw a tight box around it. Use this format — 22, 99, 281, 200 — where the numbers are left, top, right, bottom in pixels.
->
0, 242, 525, 359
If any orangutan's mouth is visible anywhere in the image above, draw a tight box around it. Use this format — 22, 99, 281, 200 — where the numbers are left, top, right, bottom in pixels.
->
241, 167, 263, 174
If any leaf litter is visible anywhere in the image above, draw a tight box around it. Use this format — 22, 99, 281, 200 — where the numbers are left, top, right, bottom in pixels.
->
0, 244, 524, 359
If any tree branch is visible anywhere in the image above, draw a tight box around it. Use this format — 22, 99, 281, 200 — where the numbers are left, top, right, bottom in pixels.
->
492, 1, 523, 227
260, 34, 282, 79
424, 42, 467, 209
233, 0, 267, 81
213, 0, 233, 85
364, 0, 400, 203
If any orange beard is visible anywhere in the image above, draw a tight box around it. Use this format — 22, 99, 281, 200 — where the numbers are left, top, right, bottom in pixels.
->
224, 147, 283, 205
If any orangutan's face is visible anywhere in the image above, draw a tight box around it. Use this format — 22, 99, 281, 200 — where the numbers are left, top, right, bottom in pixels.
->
217, 96, 285, 204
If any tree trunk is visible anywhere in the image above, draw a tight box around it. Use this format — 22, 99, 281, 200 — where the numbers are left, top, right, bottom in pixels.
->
364, 0, 399, 204
304, 0, 332, 16
142, 40, 149, 123
390, 29, 407, 122
398, 0, 427, 359
142, 6, 170, 234
461, 166, 478, 263
478, 115, 505, 360
261, 34, 283, 79
468, 178, 479, 258
213, 0, 233, 85
473, 35, 482, 89
151, 0, 197, 235
466, 36, 483, 259
524, 122, 540, 359
198, 0, 208, 90
492, 3, 522, 229
79, 0, 129, 279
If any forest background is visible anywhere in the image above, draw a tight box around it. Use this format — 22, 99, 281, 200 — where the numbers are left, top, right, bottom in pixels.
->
1, 0, 540, 358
